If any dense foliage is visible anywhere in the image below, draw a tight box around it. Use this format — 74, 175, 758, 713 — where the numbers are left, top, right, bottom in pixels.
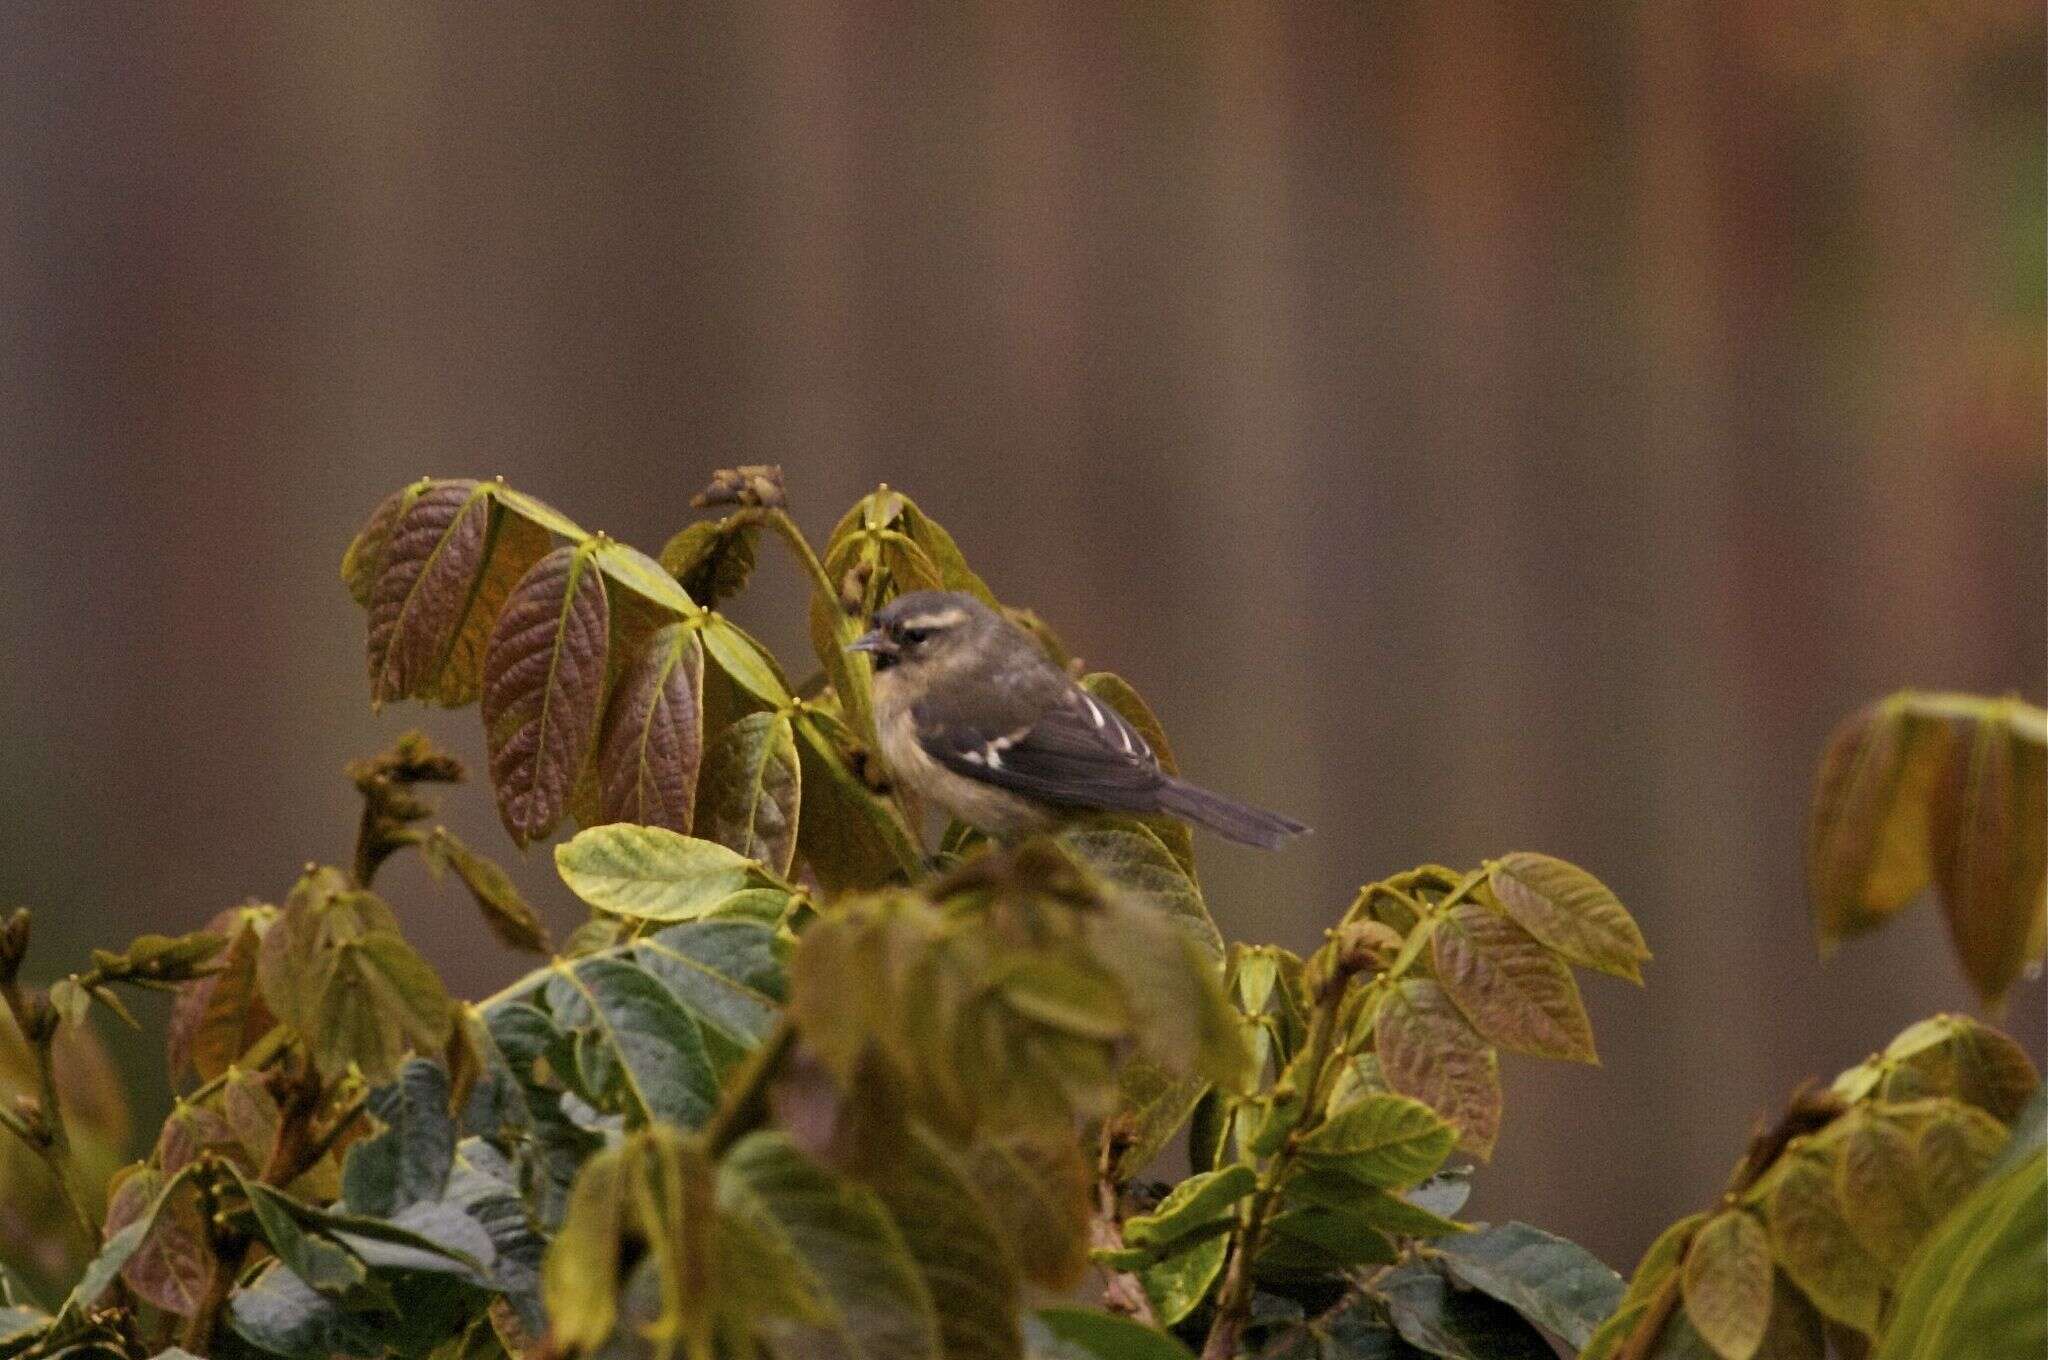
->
0, 468, 2040, 1360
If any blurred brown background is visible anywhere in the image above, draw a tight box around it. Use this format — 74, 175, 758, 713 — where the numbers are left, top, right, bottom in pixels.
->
2, 2, 2042, 1270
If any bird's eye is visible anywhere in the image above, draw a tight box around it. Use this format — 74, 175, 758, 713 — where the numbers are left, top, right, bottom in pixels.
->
898, 626, 931, 646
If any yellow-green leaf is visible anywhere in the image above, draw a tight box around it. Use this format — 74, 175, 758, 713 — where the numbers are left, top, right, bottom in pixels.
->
1431, 903, 1597, 1063
1681, 1209, 1773, 1360
1487, 853, 1648, 983
554, 824, 765, 922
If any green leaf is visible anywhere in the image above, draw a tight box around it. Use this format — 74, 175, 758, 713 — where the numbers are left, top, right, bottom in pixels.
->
659, 516, 760, 608
302, 928, 455, 1085
554, 823, 765, 922
1873, 1131, 2045, 1360
992, 954, 1130, 1040
1122, 1165, 1255, 1249
1927, 705, 2048, 1011
1375, 979, 1503, 1161
622, 918, 784, 1071
1866, 1014, 2039, 1121
1281, 1165, 1469, 1238
1373, 1261, 1556, 1360
1137, 1232, 1227, 1326
1680, 1209, 1773, 1360
423, 828, 551, 955
482, 544, 611, 847
1434, 1221, 1625, 1349
1765, 1152, 1884, 1335
718, 1132, 942, 1360
1059, 822, 1222, 956
1486, 853, 1648, 983
1262, 1206, 1398, 1271
542, 956, 719, 1128
589, 538, 700, 619
1300, 1093, 1456, 1188
1112, 1063, 1211, 1182
1023, 1308, 1196, 1360
698, 710, 802, 879
1430, 903, 1597, 1063
700, 614, 792, 709
1835, 1110, 1935, 1270
595, 621, 705, 834
791, 709, 924, 891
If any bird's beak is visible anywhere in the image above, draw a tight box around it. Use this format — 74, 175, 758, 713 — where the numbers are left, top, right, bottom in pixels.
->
846, 629, 893, 657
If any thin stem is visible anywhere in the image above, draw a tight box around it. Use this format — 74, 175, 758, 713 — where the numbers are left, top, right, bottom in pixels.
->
1201, 952, 1361, 1360
1091, 1121, 1157, 1324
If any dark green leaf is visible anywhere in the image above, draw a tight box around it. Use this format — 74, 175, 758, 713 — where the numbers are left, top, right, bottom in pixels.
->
542, 956, 719, 1128
1123, 1165, 1255, 1249
659, 516, 760, 608
1373, 1262, 1555, 1360
343, 1058, 457, 1217
1434, 1221, 1624, 1349
1138, 1233, 1228, 1326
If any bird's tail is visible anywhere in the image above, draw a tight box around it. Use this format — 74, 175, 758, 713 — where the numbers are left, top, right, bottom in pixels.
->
1158, 778, 1310, 850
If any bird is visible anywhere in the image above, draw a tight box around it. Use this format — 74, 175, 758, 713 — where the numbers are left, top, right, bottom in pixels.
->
847, 590, 1309, 850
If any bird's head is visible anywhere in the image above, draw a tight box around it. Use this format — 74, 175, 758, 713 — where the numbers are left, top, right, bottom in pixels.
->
846, 589, 1000, 677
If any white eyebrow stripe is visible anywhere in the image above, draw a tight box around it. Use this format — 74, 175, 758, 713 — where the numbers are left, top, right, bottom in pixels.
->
1082, 696, 1107, 728
901, 607, 967, 630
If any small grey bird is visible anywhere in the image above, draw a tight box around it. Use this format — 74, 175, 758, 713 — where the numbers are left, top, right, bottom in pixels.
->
849, 590, 1308, 849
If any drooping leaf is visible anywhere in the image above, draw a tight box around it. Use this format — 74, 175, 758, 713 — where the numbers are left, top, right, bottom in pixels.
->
1913, 1101, 2007, 1209
1927, 706, 2048, 1011
1139, 1233, 1228, 1326
1765, 1151, 1884, 1335
660, 516, 760, 608
700, 615, 792, 710
1059, 822, 1222, 956
1486, 854, 1648, 984
366, 480, 493, 705
589, 538, 701, 620
1260, 1205, 1398, 1273
1375, 980, 1502, 1160
596, 622, 706, 834
482, 544, 611, 846
1122, 1165, 1256, 1250
554, 823, 767, 922
1430, 903, 1597, 1063
718, 1132, 943, 1360
422, 828, 551, 954
1432, 1221, 1625, 1349
621, 917, 785, 1073
1300, 1094, 1456, 1189
1680, 1209, 1773, 1360
698, 710, 801, 878
1372, 1261, 1556, 1360
1859, 1014, 2040, 1122
1111, 1062, 1211, 1182
1805, 697, 1954, 943
1281, 1166, 1466, 1238
343, 481, 421, 608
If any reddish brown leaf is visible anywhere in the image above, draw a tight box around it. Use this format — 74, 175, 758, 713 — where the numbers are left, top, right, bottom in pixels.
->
103, 1168, 211, 1317
1805, 701, 1955, 946
1928, 712, 2047, 1011
483, 546, 612, 847
366, 480, 490, 705
1431, 903, 1597, 1063
596, 622, 705, 833
165, 906, 274, 1082
1487, 853, 1649, 983
342, 482, 418, 607
1375, 978, 1502, 1160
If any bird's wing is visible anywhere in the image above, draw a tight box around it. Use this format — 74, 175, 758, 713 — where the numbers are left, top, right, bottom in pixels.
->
915, 685, 1166, 812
